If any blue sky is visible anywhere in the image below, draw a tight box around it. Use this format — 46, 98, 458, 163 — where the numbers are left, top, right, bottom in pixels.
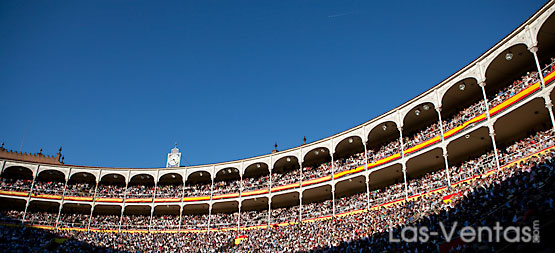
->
0, 0, 547, 168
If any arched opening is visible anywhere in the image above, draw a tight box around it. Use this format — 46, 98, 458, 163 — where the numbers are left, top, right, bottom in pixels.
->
302, 147, 331, 181
97, 173, 126, 198
152, 205, 180, 231
66, 172, 96, 197
484, 44, 537, 116
59, 203, 91, 229
184, 171, 211, 197
157, 173, 183, 198
441, 78, 485, 135
242, 163, 270, 193
213, 167, 240, 196
271, 192, 300, 224
182, 204, 209, 230
34, 169, 66, 196
0, 197, 26, 224
334, 136, 365, 174
334, 175, 367, 214
0, 166, 33, 192
368, 163, 403, 207
402, 102, 440, 152
367, 121, 400, 163
301, 185, 332, 220
25, 200, 59, 226
493, 97, 554, 166
272, 156, 300, 188
537, 11, 555, 78
127, 174, 155, 198
240, 197, 269, 228
90, 204, 121, 230
122, 205, 151, 230
446, 127, 495, 183
211, 201, 239, 229
405, 148, 446, 196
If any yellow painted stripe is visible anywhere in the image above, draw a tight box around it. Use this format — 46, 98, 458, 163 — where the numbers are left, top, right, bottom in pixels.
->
182, 196, 210, 202
301, 175, 331, 186
32, 194, 62, 200
95, 197, 124, 203
64, 196, 94, 201
212, 193, 240, 200
0, 190, 29, 197
126, 198, 153, 203
154, 198, 181, 203
270, 183, 300, 192
241, 189, 269, 196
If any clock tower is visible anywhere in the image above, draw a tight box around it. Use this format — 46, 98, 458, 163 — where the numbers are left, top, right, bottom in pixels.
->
166, 144, 181, 168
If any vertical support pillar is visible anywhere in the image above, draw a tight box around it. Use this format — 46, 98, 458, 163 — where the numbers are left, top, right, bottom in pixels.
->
398, 127, 409, 200
149, 170, 160, 232
435, 105, 452, 187
363, 143, 371, 210
237, 163, 243, 234
55, 169, 70, 231
479, 82, 502, 170
267, 156, 273, 228
22, 165, 40, 224
330, 143, 335, 218
87, 172, 100, 232
178, 172, 187, 232
118, 170, 131, 232
529, 46, 546, 89
207, 166, 215, 232
298, 156, 303, 224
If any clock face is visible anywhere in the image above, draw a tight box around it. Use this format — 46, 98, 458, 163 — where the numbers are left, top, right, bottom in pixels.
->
169, 158, 177, 166
168, 154, 180, 166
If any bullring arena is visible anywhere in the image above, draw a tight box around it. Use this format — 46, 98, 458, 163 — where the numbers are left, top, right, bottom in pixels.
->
2, 1, 555, 252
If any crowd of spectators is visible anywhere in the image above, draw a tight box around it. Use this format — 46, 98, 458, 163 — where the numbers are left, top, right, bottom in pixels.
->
155, 184, 183, 198
272, 169, 300, 187
240, 209, 268, 227
335, 191, 367, 214
0, 178, 32, 192
89, 215, 120, 230
333, 153, 365, 173
0, 128, 554, 251
32, 181, 65, 195
59, 213, 89, 228
150, 214, 180, 230
213, 180, 241, 195
125, 185, 154, 198
64, 183, 94, 197
23, 211, 58, 226
183, 183, 211, 197
442, 100, 486, 132
181, 214, 209, 230
271, 206, 300, 224
403, 123, 441, 150
301, 199, 332, 219
95, 184, 126, 198
302, 163, 331, 180
0, 210, 23, 224
210, 212, 239, 228
242, 175, 269, 192
121, 215, 150, 230
367, 139, 401, 161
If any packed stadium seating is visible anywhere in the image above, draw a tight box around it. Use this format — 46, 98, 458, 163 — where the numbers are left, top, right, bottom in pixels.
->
1, 4, 555, 251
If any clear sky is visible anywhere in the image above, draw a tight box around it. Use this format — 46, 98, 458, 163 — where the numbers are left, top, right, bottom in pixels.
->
0, 0, 548, 168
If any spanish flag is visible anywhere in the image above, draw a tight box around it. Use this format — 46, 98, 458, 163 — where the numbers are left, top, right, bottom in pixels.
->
234, 235, 247, 245
442, 192, 460, 203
